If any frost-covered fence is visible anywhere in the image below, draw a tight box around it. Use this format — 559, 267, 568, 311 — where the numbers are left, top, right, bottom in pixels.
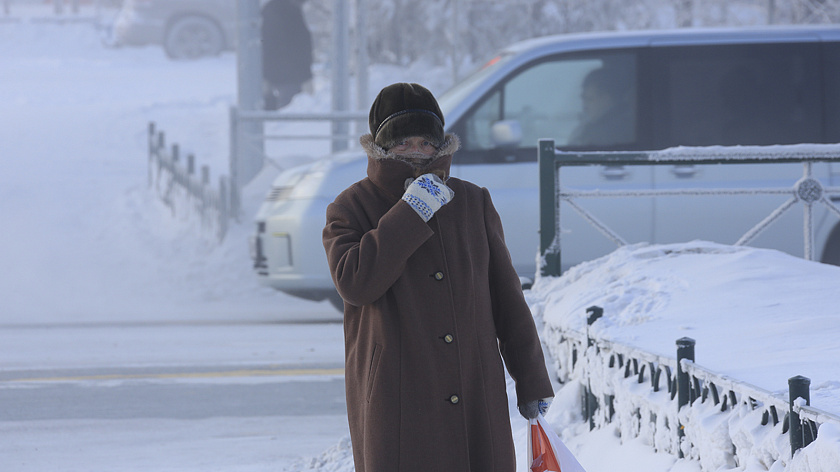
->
537, 139, 840, 277
228, 107, 368, 216
546, 305, 840, 470
1, 0, 116, 23
148, 122, 230, 242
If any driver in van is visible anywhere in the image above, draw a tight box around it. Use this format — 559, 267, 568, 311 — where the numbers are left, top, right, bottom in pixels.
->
322, 82, 554, 472
568, 66, 634, 147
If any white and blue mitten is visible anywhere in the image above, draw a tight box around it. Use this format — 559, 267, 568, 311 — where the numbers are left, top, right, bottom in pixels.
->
402, 173, 454, 222
518, 397, 553, 419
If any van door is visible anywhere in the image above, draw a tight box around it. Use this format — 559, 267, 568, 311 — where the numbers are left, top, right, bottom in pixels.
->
450, 51, 653, 274
648, 42, 824, 257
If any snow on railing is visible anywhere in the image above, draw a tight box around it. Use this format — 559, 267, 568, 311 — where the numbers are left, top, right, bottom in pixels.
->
537, 139, 840, 277
1, 0, 116, 24
148, 122, 230, 242
544, 305, 840, 471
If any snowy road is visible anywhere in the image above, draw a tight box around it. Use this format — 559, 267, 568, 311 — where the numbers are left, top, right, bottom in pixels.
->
0, 317, 351, 471
2, 364, 346, 421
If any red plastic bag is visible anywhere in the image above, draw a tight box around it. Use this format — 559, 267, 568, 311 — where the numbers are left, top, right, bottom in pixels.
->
527, 415, 587, 472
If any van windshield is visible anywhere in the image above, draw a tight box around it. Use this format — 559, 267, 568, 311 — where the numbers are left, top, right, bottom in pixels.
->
437, 53, 514, 118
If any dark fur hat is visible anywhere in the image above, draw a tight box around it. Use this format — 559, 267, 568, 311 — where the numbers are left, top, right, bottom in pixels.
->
369, 83, 445, 149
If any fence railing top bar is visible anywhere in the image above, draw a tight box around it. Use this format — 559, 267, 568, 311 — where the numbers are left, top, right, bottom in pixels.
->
798, 404, 840, 425
549, 142, 840, 166
682, 359, 786, 407
236, 109, 368, 122
551, 324, 677, 369
682, 356, 840, 425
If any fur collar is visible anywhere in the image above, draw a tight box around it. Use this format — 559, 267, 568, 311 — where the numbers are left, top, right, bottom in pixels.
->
360, 133, 461, 199
360, 133, 461, 161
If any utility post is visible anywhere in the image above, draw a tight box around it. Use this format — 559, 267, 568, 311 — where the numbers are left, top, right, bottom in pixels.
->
232, 0, 265, 216
332, 0, 350, 153
355, 0, 369, 130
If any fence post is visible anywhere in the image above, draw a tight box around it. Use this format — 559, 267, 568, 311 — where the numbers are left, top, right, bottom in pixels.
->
538, 139, 560, 277
789, 375, 811, 456
219, 176, 229, 242
148, 122, 156, 186
584, 305, 604, 430
676, 337, 696, 458
228, 106, 241, 218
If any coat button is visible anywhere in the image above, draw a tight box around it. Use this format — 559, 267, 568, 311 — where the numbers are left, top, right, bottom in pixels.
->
434, 271, 444, 281
443, 334, 454, 344
449, 394, 460, 404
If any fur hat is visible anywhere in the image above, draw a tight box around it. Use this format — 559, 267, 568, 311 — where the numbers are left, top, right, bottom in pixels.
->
369, 83, 445, 149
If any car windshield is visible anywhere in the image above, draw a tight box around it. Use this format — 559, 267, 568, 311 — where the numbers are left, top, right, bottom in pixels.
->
437, 53, 515, 118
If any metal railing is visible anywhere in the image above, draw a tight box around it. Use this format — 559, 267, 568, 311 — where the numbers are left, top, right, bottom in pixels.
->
1, 0, 117, 23
547, 305, 840, 466
148, 123, 230, 242
228, 106, 368, 216
538, 139, 840, 276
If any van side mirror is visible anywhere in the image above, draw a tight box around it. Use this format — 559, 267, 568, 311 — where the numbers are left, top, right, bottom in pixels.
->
491, 120, 523, 148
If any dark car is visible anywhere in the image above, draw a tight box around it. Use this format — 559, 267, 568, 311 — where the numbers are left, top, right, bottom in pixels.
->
111, 0, 237, 59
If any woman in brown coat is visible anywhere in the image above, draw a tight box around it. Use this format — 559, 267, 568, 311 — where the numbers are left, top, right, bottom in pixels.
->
322, 83, 554, 471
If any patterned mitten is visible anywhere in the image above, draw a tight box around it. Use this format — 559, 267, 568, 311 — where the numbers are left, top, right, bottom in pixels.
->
401, 173, 454, 222
518, 397, 553, 419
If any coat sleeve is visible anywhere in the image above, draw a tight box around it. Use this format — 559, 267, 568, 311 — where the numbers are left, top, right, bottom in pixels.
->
482, 188, 554, 404
323, 197, 434, 307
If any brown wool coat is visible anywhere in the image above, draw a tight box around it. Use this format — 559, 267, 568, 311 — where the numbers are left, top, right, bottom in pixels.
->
322, 134, 554, 472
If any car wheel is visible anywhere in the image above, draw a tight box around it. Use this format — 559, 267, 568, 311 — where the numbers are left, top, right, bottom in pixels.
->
164, 16, 224, 60
820, 222, 840, 266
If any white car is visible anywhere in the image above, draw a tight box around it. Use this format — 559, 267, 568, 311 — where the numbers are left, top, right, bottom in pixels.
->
251, 26, 840, 310
111, 0, 236, 59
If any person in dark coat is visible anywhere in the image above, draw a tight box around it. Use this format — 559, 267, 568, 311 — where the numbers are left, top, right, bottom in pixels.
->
260, 0, 312, 110
322, 83, 554, 471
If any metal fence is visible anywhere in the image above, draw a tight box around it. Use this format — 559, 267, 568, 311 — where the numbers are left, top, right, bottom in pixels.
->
148, 123, 230, 242
1, 0, 118, 23
547, 305, 840, 467
538, 139, 840, 277
228, 107, 368, 215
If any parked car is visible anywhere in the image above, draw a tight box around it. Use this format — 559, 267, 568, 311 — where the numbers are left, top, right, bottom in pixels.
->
251, 26, 840, 310
111, 0, 237, 59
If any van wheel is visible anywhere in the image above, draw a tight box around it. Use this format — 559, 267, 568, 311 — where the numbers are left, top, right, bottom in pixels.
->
327, 292, 345, 313
164, 16, 224, 60
820, 222, 840, 266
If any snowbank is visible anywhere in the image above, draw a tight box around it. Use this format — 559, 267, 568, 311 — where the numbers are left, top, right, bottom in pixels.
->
529, 241, 840, 471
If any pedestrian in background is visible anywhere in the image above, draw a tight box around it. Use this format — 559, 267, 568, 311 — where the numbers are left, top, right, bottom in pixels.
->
261, 0, 312, 110
322, 82, 554, 471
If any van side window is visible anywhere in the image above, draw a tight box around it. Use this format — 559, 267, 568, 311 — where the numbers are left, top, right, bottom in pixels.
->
457, 52, 637, 163
825, 42, 840, 143
654, 43, 822, 147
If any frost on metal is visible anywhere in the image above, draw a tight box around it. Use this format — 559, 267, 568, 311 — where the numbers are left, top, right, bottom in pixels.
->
547, 143, 840, 264
650, 143, 840, 162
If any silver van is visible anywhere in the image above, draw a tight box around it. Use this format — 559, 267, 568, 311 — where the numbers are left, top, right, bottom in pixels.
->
251, 26, 840, 310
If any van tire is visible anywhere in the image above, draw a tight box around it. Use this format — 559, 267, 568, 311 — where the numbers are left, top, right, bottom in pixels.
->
164, 16, 224, 60
820, 222, 840, 266
328, 292, 345, 313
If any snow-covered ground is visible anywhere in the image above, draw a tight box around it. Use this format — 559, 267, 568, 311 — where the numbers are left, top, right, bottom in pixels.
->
1, 17, 838, 472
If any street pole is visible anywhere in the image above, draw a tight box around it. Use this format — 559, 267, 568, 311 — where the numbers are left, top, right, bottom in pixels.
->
232, 0, 265, 216
332, 0, 350, 152
355, 0, 368, 135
